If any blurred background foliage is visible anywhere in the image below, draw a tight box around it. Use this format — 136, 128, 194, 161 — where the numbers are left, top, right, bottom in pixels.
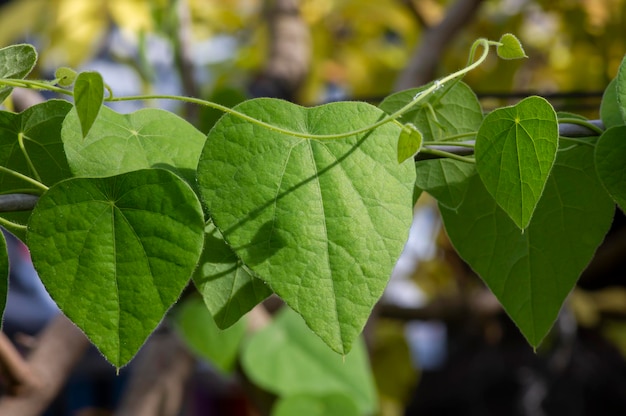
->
0, 0, 623, 105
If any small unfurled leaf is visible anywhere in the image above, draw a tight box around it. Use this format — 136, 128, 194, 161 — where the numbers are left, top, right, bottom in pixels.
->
0, 44, 37, 103
397, 123, 422, 163
74, 71, 104, 137
241, 308, 378, 415
55, 67, 78, 87
497, 33, 528, 60
27, 169, 205, 368
173, 296, 246, 374
475, 96, 558, 230
595, 125, 626, 213
193, 221, 271, 329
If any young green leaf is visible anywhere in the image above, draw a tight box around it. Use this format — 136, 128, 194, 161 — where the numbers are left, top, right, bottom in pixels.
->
73, 71, 104, 138
440, 145, 614, 348
193, 221, 272, 329
379, 81, 483, 142
197, 98, 415, 355
595, 125, 626, 213
55, 67, 78, 87
26, 169, 205, 368
62, 106, 206, 185
173, 296, 246, 374
0, 100, 73, 240
497, 33, 528, 60
397, 123, 422, 163
475, 96, 558, 230
0, 44, 38, 103
241, 308, 377, 416
617, 55, 626, 124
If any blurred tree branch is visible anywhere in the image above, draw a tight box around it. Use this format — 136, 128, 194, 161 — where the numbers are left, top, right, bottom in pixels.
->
249, 0, 311, 100
395, 0, 485, 91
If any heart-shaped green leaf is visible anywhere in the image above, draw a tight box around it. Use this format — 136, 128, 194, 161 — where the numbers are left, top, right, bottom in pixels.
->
379, 81, 483, 142
197, 98, 414, 354
617, 55, 626, 123
62, 106, 206, 185
241, 308, 377, 415
193, 221, 271, 329
595, 126, 626, 213
497, 33, 528, 60
0, 44, 37, 103
415, 159, 476, 210
173, 296, 246, 374
475, 96, 558, 230
272, 393, 360, 416
440, 145, 614, 347
26, 169, 205, 368
0, 231, 7, 328
397, 123, 422, 163
0, 100, 73, 240
74, 71, 104, 137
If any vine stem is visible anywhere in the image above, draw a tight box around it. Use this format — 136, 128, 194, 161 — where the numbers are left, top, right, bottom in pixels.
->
558, 118, 604, 135
0, 217, 26, 231
420, 147, 475, 163
105, 39, 493, 141
0, 166, 47, 192
0, 39, 494, 143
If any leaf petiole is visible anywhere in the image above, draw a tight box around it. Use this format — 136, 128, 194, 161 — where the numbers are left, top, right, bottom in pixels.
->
0, 166, 48, 192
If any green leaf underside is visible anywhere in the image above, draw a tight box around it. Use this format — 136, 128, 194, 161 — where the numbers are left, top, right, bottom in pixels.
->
26, 169, 205, 368
173, 296, 246, 374
193, 221, 272, 329
397, 123, 422, 163
74, 71, 104, 137
379, 81, 483, 143
197, 98, 415, 354
600, 78, 624, 129
475, 96, 558, 230
0, 231, 8, 328
272, 393, 360, 416
0, 44, 37, 103
497, 33, 528, 60
241, 308, 377, 415
595, 126, 626, 213
0, 100, 73, 240
415, 159, 476, 210
62, 106, 206, 185
617, 55, 626, 123
440, 145, 614, 347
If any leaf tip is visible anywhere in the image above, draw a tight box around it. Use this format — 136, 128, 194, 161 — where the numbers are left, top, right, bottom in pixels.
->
497, 33, 528, 60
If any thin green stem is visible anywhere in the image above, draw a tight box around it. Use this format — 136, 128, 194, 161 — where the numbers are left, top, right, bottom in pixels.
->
0, 166, 47, 192
0, 217, 26, 231
426, 140, 475, 148
18, 132, 42, 182
558, 118, 604, 135
0, 79, 73, 97
559, 136, 596, 148
420, 147, 476, 163
429, 132, 477, 142
0, 37, 494, 142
